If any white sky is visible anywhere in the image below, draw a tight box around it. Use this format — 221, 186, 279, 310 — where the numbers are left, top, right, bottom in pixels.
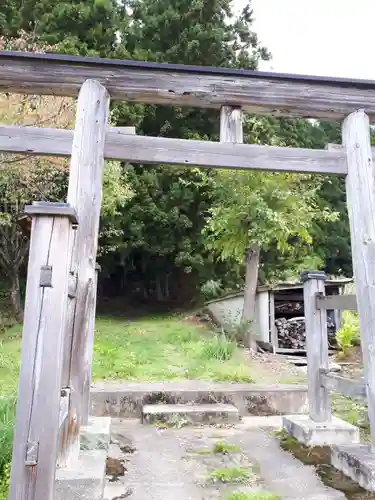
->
234, 0, 375, 80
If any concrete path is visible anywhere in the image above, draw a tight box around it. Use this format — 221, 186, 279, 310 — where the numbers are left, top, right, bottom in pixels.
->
104, 417, 345, 500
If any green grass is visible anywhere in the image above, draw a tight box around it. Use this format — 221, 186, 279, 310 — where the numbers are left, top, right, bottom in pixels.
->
208, 466, 252, 483
226, 492, 280, 500
0, 325, 22, 396
213, 440, 241, 454
0, 315, 254, 389
0, 395, 16, 499
92, 315, 254, 383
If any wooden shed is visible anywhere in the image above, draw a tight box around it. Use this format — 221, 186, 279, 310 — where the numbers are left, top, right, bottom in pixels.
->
206, 278, 353, 353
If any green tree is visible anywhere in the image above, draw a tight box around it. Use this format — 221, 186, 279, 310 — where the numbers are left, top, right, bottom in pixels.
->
1, 0, 123, 57
204, 169, 337, 349
106, 0, 271, 301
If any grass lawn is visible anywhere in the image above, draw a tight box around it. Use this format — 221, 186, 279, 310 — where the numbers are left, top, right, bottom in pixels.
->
0, 314, 255, 396
92, 315, 254, 383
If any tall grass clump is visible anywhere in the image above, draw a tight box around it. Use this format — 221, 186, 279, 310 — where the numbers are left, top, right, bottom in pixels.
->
0, 394, 16, 498
336, 310, 360, 356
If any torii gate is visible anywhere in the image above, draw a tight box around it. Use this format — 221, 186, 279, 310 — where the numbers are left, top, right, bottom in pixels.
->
1, 50, 375, 498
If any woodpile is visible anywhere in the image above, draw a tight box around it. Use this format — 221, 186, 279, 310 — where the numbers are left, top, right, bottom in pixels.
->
275, 302, 303, 315
276, 315, 337, 349
276, 317, 306, 349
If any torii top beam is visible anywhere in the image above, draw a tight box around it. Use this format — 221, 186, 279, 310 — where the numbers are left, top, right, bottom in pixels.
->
1, 51, 375, 121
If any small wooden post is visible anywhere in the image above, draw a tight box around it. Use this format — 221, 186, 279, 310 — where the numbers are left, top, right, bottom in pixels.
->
220, 106, 243, 143
81, 262, 101, 424
9, 202, 77, 500
301, 271, 331, 422
343, 109, 375, 449
64, 79, 109, 460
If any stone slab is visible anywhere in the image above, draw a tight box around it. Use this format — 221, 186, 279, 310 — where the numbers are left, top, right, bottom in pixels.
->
142, 403, 239, 425
91, 380, 308, 418
331, 444, 375, 493
55, 449, 106, 500
80, 416, 111, 452
283, 414, 360, 446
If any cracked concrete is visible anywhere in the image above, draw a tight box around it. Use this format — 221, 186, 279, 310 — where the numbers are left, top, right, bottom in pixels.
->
103, 417, 345, 500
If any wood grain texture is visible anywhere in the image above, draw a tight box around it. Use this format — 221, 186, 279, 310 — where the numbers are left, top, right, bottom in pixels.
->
320, 370, 366, 402
9, 214, 73, 500
81, 265, 99, 425
9, 216, 53, 500
1, 54, 375, 119
64, 79, 109, 462
269, 292, 278, 352
0, 124, 347, 174
315, 293, 357, 312
343, 109, 375, 448
302, 273, 331, 422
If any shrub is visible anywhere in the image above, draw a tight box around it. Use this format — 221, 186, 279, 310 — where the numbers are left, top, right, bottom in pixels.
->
336, 311, 360, 355
200, 280, 223, 301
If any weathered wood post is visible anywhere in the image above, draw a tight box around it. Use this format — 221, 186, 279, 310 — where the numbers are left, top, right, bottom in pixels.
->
343, 109, 375, 449
82, 262, 101, 424
300, 271, 331, 422
282, 271, 361, 446
63, 79, 109, 460
9, 202, 77, 500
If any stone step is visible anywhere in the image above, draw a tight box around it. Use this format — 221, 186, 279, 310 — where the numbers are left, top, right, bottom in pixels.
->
55, 449, 106, 500
142, 403, 239, 426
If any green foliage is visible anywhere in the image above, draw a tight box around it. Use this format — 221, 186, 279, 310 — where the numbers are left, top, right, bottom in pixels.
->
92, 315, 254, 382
0, 395, 16, 499
200, 280, 224, 301
1, 0, 123, 57
0, 462, 10, 499
213, 440, 241, 454
204, 170, 337, 265
201, 333, 235, 361
336, 311, 360, 355
226, 492, 280, 500
209, 466, 252, 483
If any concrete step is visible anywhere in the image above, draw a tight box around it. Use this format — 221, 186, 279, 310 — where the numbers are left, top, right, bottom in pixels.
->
55, 449, 106, 500
142, 403, 239, 426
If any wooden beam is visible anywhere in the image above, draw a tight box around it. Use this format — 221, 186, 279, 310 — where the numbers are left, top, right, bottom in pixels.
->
2, 51, 375, 119
343, 109, 375, 450
0, 124, 347, 175
320, 370, 366, 401
301, 271, 331, 422
316, 293, 358, 312
64, 80, 109, 462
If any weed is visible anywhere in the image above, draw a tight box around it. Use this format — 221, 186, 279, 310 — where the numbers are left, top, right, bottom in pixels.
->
213, 440, 241, 454
208, 466, 251, 484
226, 492, 280, 500
336, 311, 360, 355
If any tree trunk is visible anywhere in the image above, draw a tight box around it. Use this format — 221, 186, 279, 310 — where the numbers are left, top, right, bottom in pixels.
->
241, 247, 260, 352
10, 272, 23, 323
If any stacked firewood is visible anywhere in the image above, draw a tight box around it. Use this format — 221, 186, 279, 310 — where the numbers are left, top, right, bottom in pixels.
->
276, 315, 337, 349
274, 302, 303, 315
276, 317, 306, 349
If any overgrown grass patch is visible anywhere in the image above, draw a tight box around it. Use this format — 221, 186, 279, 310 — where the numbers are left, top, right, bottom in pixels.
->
226, 492, 280, 500
92, 316, 254, 383
213, 440, 241, 454
0, 395, 16, 499
208, 466, 252, 484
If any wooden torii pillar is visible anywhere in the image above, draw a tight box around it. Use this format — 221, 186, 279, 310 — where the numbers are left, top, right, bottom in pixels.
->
9, 79, 109, 499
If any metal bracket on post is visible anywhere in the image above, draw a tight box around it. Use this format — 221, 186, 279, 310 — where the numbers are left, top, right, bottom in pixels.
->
40, 265, 53, 287
25, 441, 39, 467
68, 272, 78, 299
